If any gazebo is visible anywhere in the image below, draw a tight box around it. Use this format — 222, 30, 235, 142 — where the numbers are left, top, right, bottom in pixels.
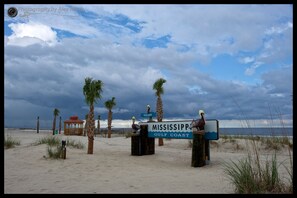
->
64, 115, 84, 136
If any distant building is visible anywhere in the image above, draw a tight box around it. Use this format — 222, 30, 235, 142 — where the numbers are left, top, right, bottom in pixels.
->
64, 115, 84, 136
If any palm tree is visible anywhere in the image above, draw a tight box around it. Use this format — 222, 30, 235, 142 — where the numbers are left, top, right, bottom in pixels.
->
83, 77, 104, 154
104, 97, 116, 138
153, 78, 166, 146
52, 108, 60, 135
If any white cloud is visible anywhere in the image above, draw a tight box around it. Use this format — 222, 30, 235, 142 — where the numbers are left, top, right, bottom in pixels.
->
264, 21, 293, 35
240, 56, 255, 64
245, 62, 263, 76
7, 22, 58, 46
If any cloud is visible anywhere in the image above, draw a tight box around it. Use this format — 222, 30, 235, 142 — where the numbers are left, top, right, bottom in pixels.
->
7, 22, 58, 46
4, 4, 292, 128
239, 56, 255, 64
244, 62, 263, 76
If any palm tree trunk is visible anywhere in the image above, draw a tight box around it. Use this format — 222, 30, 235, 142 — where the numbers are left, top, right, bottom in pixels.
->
52, 116, 56, 135
87, 104, 95, 154
84, 115, 88, 136
157, 96, 164, 146
107, 110, 112, 138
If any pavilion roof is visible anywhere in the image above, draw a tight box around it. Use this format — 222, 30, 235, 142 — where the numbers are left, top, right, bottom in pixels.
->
64, 115, 84, 124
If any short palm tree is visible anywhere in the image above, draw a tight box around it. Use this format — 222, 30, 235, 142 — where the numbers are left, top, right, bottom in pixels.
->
104, 97, 116, 138
153, 78, 166, 146
52, 108, 60, 135
83, 77, 104, 154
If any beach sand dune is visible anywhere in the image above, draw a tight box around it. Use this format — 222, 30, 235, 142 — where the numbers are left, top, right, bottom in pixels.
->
4, 129, 292, 194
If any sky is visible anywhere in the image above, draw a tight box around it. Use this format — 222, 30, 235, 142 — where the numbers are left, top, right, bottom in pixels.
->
4, 4, 293, 129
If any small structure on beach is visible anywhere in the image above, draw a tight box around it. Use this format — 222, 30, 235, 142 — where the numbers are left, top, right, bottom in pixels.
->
64, 115, 84, 136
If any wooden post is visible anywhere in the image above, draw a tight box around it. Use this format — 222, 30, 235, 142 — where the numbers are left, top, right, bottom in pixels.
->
131, 124, 155, 156
36, 116, 39, 133
131, 133, 141, 156
140, 124, 155, 155
205, 140, 210, 164
97, 115, 100, 137
59, 116, 62, 134
61, 140, 66, 159
191, 130, 205, 167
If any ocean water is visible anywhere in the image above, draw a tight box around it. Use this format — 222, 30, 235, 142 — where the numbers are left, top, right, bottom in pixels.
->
219, 127, 293, 137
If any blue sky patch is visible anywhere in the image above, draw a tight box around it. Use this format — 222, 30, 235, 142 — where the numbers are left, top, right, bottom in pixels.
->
4, 21, 14, 36
52, 28, 88, 39
142, 34, 171, 48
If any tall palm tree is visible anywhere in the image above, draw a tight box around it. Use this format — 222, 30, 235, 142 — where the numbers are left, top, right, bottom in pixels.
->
104, 97, 116, 138
52, 108, 60, 135
83, 77, 104, 154
153, 78, 166, 146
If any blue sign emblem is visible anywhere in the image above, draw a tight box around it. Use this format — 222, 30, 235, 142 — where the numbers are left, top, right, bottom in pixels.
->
140, 112, 156, 118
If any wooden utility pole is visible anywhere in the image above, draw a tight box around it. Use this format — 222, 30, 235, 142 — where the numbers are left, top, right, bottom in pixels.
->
97, 115, 100, 137
59, 116, 62, 134
37, 116, 39, 133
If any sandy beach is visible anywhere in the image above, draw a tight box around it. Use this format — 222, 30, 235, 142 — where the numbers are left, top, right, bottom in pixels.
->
4, 128, 292, 194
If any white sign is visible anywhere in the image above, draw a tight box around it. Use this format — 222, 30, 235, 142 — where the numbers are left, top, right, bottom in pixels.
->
143, 119, 219, 140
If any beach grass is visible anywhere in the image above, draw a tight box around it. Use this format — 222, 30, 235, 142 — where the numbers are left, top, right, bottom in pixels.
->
32, 135, 85, 159
46, 145, 64, 159
65, 138, 85, 149
221, 105, 293, 194
33, 136, 85, 149
219, 134, 293, 151
33, 135, 61, 146
223, 138, 293, 193
4, 135, 21, 149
